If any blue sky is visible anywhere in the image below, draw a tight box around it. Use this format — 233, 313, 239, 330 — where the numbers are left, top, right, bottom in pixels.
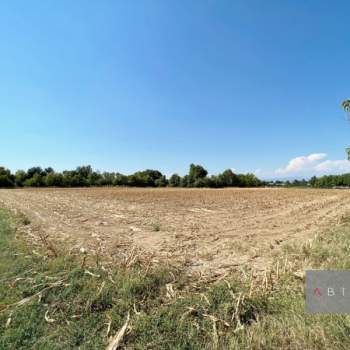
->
1, 0, 350, 178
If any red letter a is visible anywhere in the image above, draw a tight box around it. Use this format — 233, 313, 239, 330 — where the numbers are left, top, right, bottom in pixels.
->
313, 288, 322, 297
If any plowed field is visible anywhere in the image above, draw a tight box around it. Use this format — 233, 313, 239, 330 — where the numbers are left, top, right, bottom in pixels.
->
1, 187, 349, 274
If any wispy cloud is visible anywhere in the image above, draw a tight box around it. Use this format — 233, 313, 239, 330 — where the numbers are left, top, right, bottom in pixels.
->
275, 153, 350, 176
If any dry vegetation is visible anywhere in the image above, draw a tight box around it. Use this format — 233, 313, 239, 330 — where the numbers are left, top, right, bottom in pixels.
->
2, 188, 350, 348
1, 187, 350, 275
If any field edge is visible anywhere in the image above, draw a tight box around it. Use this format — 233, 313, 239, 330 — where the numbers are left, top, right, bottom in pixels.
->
1, 208, 350, 349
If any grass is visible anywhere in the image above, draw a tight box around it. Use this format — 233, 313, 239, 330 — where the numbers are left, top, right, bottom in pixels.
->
2, 209, 350, 348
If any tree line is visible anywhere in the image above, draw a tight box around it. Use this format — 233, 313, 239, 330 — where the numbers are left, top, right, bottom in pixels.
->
268, 174, 350, 188
3, 164, 350, 189
0, 164, 262, 188
309, 174, 350, 188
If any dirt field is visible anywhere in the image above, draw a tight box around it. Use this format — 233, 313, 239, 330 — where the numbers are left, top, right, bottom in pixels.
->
1, 187, 350, 275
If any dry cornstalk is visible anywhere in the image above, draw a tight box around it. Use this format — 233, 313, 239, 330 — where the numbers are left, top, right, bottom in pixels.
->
165, 283, 176, 299
133, 303, 141, 315
106, 312, 130, 350
5, 312, 12, 328
97, 281, 106, 297
45, 309, 55, 323
106, 315, 112, 339
84, 270, 100, 278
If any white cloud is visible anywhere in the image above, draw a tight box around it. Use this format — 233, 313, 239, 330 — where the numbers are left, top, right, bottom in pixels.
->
275, 153, 350, 176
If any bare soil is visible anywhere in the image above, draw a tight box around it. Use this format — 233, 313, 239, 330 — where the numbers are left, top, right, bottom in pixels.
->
1, 187, 349, 274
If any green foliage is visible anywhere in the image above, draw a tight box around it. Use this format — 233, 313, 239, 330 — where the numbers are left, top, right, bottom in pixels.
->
218, 169, 240, 187
24, 173, 44, 187
27, 167, 44, 178
76, 165, 93, 179
309, 173, 350, 188
44, 172, 64, 187
188, 164, 208, 186
87, 172, 102, 186
0, 164, 264, 188
0, 167, 15, 188
208, 175, 223, 188
237, 173, 261, 187
15, 170, 27, 187
169, 174, 181, 187
180, 175, 189, 187
154, 175, 168, 187
114, 173, 128, 186
192, 177, 209, 188
128, 170, 164, 187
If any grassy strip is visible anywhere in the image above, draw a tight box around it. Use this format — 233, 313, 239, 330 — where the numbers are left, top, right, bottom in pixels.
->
1, 209, 350, 349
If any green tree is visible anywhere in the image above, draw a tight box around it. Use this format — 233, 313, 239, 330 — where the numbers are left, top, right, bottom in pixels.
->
169, 174, 181, 187
218, 169, 239, 187
15, 170, 27, 187
155, 175, 168, 187
76, 166, 93, 179
27, 167, 44, 178
208, 175, 223, 188
87, 172, 102, 186
44, 172, 63, 187
180, 175, 189, 187
309, 176, 317, 187
44, 167, 54, 175
129, 170, 163, 187
0, 167, 15, 188
24, 173, 43, 187
193, 177, 210, 187
238, 173, 261, 187
188, 164, 208, 186
114, 173, 128, 186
